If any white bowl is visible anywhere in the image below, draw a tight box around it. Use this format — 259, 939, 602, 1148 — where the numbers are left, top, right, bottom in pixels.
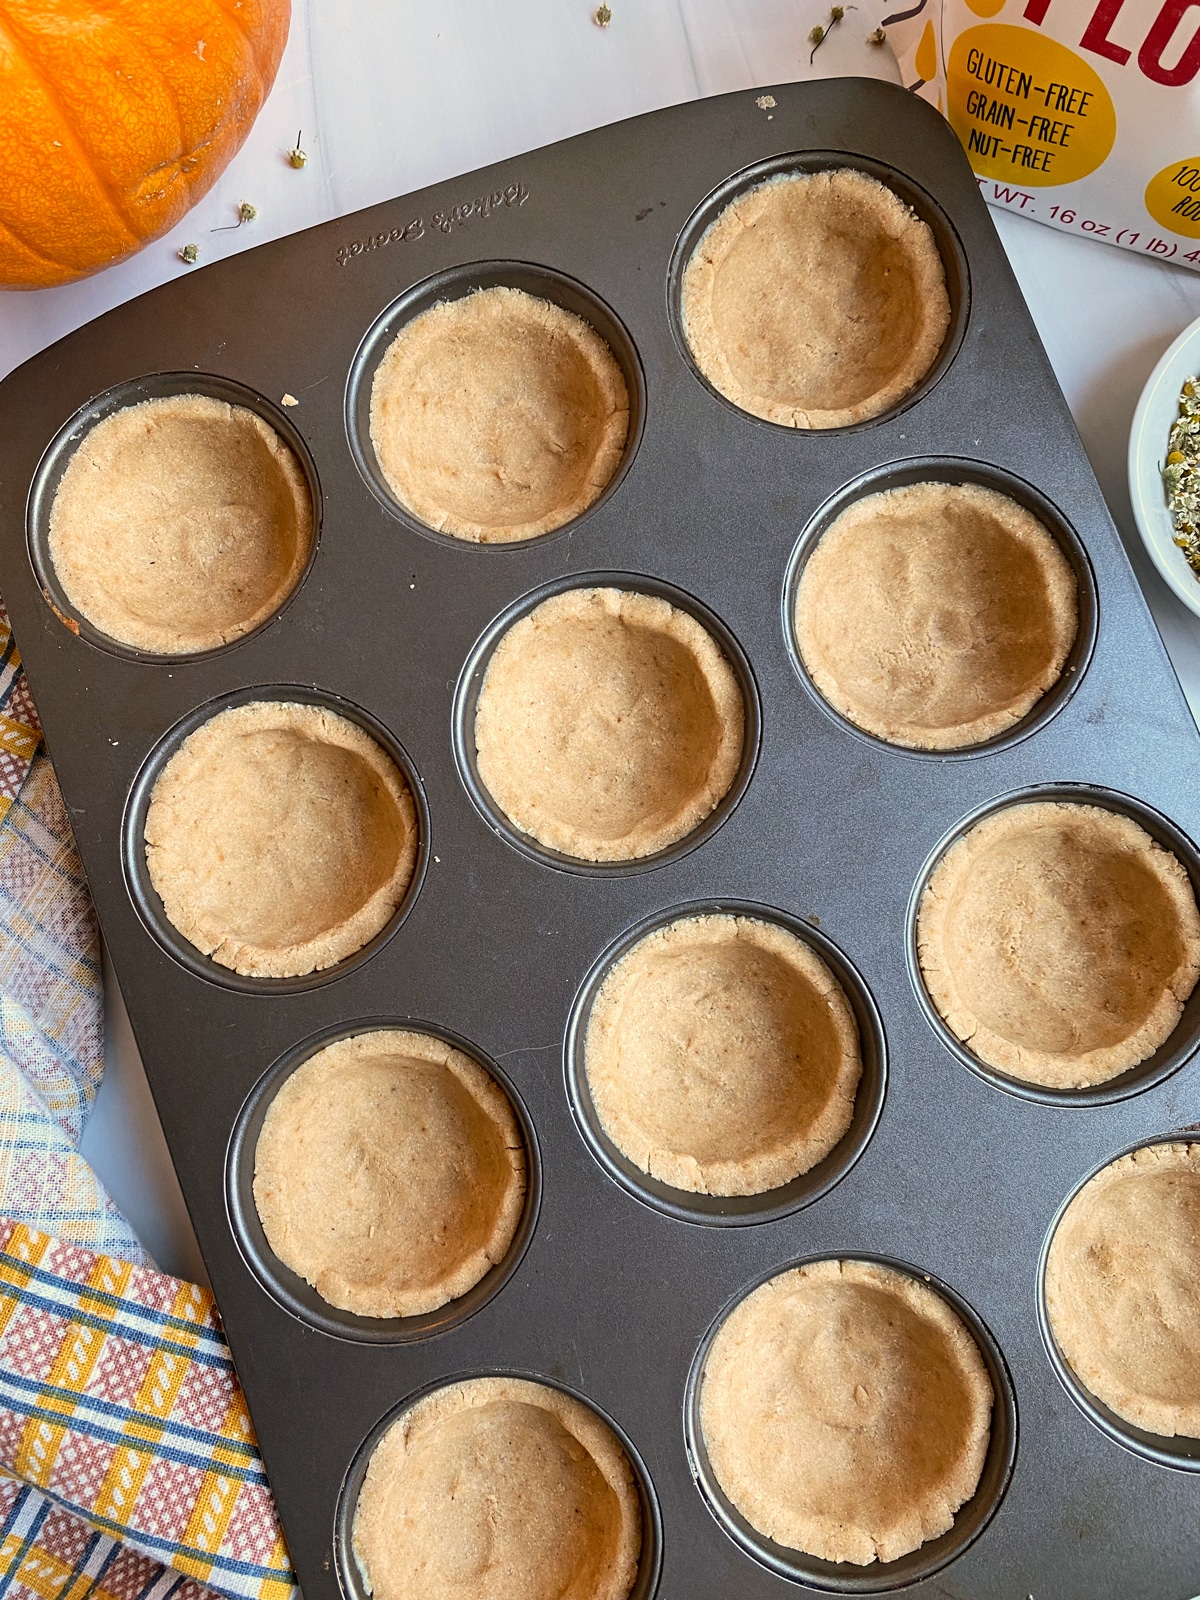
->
1129, 312, 1200, 618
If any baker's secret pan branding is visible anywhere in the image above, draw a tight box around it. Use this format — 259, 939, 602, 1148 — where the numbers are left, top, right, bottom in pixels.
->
335, 181, 530, 266
884, 0, 1200, 268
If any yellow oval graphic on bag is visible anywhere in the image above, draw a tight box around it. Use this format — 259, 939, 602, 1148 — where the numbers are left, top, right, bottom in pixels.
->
1146, 158, 1200, 240
948, 24, 1116, 188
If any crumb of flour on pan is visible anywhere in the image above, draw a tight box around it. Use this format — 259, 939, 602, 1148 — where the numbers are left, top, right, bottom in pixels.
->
594, 4, 611, 25
756, 95, 776, 109
1165, 376, 1200, 579
281, 394, 299, 407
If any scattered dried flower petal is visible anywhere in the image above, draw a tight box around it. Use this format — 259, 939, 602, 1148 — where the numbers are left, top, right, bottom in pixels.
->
288, 131, 307, 169
178, 243, 199, 264
594, 4, 612, 24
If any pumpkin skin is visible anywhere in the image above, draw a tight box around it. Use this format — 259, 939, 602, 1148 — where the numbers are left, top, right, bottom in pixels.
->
0, 0, 290, 288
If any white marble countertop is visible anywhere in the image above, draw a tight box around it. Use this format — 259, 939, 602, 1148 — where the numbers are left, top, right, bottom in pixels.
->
4, 0, 1200, 1277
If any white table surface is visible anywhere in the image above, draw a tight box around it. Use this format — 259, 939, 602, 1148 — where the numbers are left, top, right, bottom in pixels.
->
4, 0, 1200, 1279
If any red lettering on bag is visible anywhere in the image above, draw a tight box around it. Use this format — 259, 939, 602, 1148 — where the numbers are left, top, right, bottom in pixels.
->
1023, 0, 1052, 21
1139, 0, 1200, 86
1080, 0, 1132, 64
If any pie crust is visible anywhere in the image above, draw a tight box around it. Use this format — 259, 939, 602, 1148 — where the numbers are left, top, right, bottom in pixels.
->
145, 701, 418, 978
585, 913, 861, 1194
1046, 1142, 1200, 1437
795, 482, 1078, 750
369, 286, 629, 542
48, 394, 312, 654
700, 1259, 993, 1566
917, 801, 1200, 1087
253, 1030, 525, 1318
474, 587, 744, 861
352, 1377, 642, 1600
681, 168, 950, 429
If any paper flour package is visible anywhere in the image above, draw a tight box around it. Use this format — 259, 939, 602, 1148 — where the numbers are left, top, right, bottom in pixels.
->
883, 0, 1200, 270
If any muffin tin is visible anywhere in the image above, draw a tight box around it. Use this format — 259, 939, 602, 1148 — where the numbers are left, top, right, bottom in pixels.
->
1, 77, 1199, 1598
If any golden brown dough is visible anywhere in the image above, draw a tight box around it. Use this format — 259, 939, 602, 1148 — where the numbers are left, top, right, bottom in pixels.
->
145, 701, 418, 978
369, 286, 628, 542
585, 913, 860, 1194
681, 168, 950, 429
795, 482, 1078, 750
48, 394, 312, 654
253, 1030, 525, 1318
917, 801, 1200, 1087
1046, 1142, 1200, 1437
700, 1260, 993, 1565
474, 587, 744, 861
352, 1377, 641, 1600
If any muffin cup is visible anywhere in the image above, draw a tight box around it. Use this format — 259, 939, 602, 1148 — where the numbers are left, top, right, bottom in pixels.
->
346, 261, 645, 548
906, 783, 1200, 1105
1037, 1133, 1200, 1473
684, 1254, 1018, 1593
566, 899, 886, 1224
453, 573, 760, 876
668, 153, 969, 434
28, 372, 320, 662
334, 1373, 663, 1600
123, 684, 429, 993
226, 1019, 540, 1343
783, 459, 1098, 760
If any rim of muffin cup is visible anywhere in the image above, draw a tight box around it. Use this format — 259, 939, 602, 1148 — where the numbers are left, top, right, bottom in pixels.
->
27, 372, 322, 663
225, 1019, 541, 1344
451, 572, 762, 877
333, 1371, 664, 1600
666, 151, 971, 435
683, 1253, 1018, 1594
905, 783, 1200, 1107
345, 260, 647, 549
122, 684, 430, 994
781, 459, 1099, 761
1036, 1132, 1200, 1474
564, 898, 887, 1225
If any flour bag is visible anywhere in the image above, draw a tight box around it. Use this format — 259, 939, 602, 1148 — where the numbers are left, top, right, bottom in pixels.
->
883, 0, 1200, 270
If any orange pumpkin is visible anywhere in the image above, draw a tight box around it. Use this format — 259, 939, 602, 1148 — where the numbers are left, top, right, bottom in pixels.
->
0, 0, 290, 289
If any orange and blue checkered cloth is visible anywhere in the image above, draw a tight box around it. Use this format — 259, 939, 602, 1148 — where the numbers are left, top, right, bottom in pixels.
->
0, 600, 295, 1600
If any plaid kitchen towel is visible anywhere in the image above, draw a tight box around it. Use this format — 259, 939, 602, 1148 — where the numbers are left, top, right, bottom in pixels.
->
0, 600, 295, 1600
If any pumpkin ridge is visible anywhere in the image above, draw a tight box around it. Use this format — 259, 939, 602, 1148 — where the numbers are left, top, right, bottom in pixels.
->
204, 0, 267, 92
0, 210, 72, 274
0, 8, 140, 248
97, 8, 194, 209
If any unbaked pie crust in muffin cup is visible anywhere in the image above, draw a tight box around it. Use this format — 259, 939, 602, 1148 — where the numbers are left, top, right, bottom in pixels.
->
584, 911, 862, 1196
253, 1028, 526, 1319
794, 480, 1080, 751
368, 285, 630, 543
916, 797, 1200, 1089
471, 585, 746, 863
47, 392, 314, 655
143, 699, 419, 979
349, 1377, 644, 1600
1044, 1140, 1200, 1443
680, 166, 951, 429
696, 1259, 994, 1567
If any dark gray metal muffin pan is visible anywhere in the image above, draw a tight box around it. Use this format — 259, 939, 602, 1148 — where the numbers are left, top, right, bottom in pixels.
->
0, 77, 1198, 1599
